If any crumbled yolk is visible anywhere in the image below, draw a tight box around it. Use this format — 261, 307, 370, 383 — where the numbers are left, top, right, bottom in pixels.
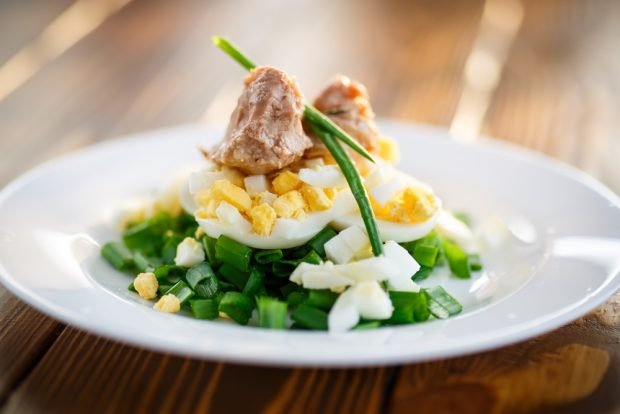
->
249, 203, 277, 236
134, 272, 158, 300
211, 179, 252, 212
272, 170, 302, 195
300, 184, 332, 211
324, 187, 339, 200
153, 294, 180, 313
372, 186, 437, 223
273, 190, 306, 219
252, 191, 277, 207
376, 136, 400, 163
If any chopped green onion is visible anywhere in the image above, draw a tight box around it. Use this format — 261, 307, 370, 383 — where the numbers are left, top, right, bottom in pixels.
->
201, 236, 219, 267
122, 212, 170, 255
425, 286, 462, 319
353, 321, 381, 330
279, 282, 301, 298
254, 249, 283, 264
242, 268, 264, 297
153, 264, 185, 284
164, 280, 194, 304
194, 277, 220, 299
413, 244, 439, 268
469, 254, 483, 272
190, 299, 219, 320
299, 250, 323, 265
161, 234, 183, 265
286, 290, 307, 307
453, 212, 472, 227
291, 304, 328, 330
311, 126, 383, 257
412, 266, 433, 282
306, 227, 337, 258
215, 235, 253, 272
185, 262, 216, 289
101, 242, 134, 270
218, 292, 254, 325
127, 282, 137, 292
272, 260, 297, 277
257, 297, 287, 329
440, 237, 471, 279
305, 290, 338, 311
217, 263, 250, 290
386, 291, 429, 324
132, 251, 160, 272
158, 284, 172, 295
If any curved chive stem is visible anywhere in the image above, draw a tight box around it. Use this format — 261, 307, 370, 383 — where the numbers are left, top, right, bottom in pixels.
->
310, 125, 383, 256
211, 35, 375, 163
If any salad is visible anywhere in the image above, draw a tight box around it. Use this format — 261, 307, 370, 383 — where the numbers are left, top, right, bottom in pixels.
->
101, 37, 482, 332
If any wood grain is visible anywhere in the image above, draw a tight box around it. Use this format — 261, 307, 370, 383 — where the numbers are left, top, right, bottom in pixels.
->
0, 0, 618, 413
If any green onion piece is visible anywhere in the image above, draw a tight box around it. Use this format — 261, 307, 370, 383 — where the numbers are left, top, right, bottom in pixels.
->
185, 262, 216, 289
161, 234, 183, 265
127, 282, 137, 292
153, 264, 185, 284
164, 280, 194, 304
413, 244, 439, 268
286, 290, 308, 307
412, 266, 433, 282
425, 286, 462, 319
254, 249, 284, 264
242, 268, 264, 297
311, 126, 383, 256
132, 252, 161, 273
194, 277, 220, 299
190, 299, 219, 320
453, 212, 472, 227
122, 212, 171, 255
353, 321, 381, 330
211, 36, 376, 162
303, 105, 375, 163
291, 304, 328, 330
272, 260, 297, 278
306, 227, 337, 258
386, 291, 430, 324
440, 237, 471, 279
158, 284, 173, 295
412, 292, 430, 322
279, 282, 301, 298
215, 235, 253, 272
299, 250, 323, 265
201, 236, 220, 267
257, 297, 287, 329
218, 292, 254, 325
469, 254, 483, 272
211, 36, 257, 71
305, 289, 338, 311
101, 242, 134, 270
218, 263, 250, 290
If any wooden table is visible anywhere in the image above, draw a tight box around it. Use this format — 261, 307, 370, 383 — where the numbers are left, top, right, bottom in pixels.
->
1, 0, 619, 412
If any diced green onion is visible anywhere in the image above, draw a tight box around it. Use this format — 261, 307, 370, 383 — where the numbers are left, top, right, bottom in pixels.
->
412, 292, 430, 322
242, 268, 264, 297
122, 212, 171, 255
386, 291, 428, 324
424, 286, 462, 319
279, 282, 301, 298
291, 304, 328, 330
215, 235, 253, 272
101, 242, 134, 270
254, 249, 284, 264
306, 227, 337, 258
127, 282, 137, 292
153, 264, 185, 284
257, 297, 287, 329
161, 234, 183, 265
190, 299, 219, 320
218, 292, 254, 325
194, 277, 220, 299
440, 237, 471, 279
413, 244, 439, 268
353, 321, 381, 330
311, 127, 383, 257
272, 260, 297, 277
158, 284, 173, 295
185, 262, 216, 289
286, 290, 307, 307
217, 263, 250, 290
201, 236, 219, 267
412, 266, 433, 282
164, 280, 194, 304
299, 250, 323, 265
305, 290, 338, 311
469, 254, 483, 271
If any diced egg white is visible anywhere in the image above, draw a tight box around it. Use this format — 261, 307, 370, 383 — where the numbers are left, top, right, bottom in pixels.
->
174, 237, 205, 267
243, 175, 269, 195
436, 210, 479, 253
325, 225, 370, 264
383, 241, 421, 292
215, 202, 251, 233
328, 288, 360, 333
351, 281, 393, 320
301, 266, 355, 290
299, 165, 346, 188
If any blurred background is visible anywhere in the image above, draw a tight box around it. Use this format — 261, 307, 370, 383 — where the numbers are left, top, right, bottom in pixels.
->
0, 0, 619, 193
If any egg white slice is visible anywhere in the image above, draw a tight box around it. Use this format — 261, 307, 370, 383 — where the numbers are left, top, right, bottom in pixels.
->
196, 192, 357, 249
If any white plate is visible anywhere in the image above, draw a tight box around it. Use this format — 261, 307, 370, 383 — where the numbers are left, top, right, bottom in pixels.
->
0, 121, 619, 367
